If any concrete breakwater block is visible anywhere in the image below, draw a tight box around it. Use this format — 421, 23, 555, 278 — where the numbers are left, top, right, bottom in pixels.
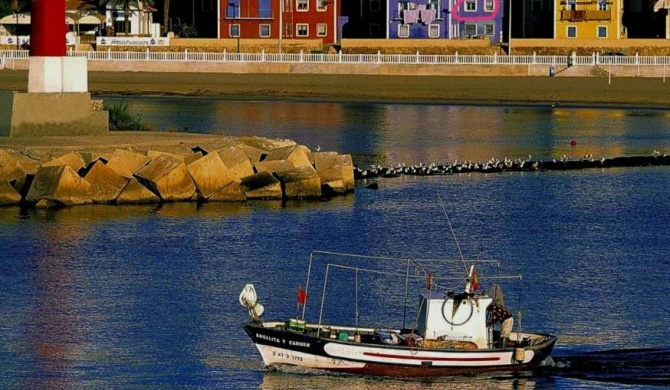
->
240, 171, 283, 199
209, 181, 247, 202
0, 180, 21, 206
134, 154, 196, 202
0, 150, 26, 183
116, 177, 161, 204
265, 145, 312, 168
106, 149, 151, 179
83, 160, 129, 204
313, 152, 355, 194
0, 136, 355, 208
42, 152, 86, 173
254, 159, 295, 174
274, 166, 322, 199
26, 165, 92, 207
186, 151, 235, 200
217, 147, 255, 182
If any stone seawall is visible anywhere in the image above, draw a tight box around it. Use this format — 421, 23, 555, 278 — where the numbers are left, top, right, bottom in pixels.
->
0, 135, 354, 208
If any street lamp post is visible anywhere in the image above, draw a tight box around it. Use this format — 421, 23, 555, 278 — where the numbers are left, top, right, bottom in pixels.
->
14, 11, 19, 50
508, 0, 512, 56
278, 0, 283, 53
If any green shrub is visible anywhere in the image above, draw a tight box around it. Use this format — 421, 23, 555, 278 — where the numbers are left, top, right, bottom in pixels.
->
105, 102, 151, 131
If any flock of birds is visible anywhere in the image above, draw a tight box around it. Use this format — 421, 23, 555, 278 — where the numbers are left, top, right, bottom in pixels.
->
354, 152, 669, 180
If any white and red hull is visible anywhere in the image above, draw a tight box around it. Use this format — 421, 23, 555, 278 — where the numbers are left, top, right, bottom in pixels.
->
244, 321, 557, 377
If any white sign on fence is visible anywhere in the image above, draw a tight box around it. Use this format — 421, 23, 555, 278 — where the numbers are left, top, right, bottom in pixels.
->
96, 37, 170, 46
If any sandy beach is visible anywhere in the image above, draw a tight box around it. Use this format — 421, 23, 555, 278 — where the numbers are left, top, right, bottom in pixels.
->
2, 70, 670, 107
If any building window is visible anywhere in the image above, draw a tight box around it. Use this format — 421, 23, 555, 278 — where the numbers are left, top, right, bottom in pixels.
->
230, 24, 240, 37
484, 0, 494, 12
296, 23, 309, 37
428, 24, 440, 38
597, 25, 607, 38
598, 0, 607, 11
259, 0, 272, 18
398, 24, 409, 38
317, 23, 327, 37
370, 0, 380, 11
370, 23, 381, 36
297, 0, 308, 11
567, 0, 576, 11
429, 0, 441, 11
566, 25, 577, 38
465, 0, 476, 11
464, 23, 477, 36
484, 24, 494, 36
260, 24, 270, 37
317, 0, 327, 11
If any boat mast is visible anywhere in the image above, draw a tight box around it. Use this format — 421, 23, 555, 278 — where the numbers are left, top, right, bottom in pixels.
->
438, 194, 468, 275
317, 263, 331, 337
302, 252, 314, 321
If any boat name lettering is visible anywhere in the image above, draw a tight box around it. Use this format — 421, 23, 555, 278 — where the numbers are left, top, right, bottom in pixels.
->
256, 333, 283, 344
289, 340, 311, 348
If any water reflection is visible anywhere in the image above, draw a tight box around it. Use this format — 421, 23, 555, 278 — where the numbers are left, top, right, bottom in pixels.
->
258, 371, 544, 390
103, 97, 670, 168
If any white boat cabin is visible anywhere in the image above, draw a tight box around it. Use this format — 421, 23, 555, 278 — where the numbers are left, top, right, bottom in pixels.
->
416, 291, 493, 349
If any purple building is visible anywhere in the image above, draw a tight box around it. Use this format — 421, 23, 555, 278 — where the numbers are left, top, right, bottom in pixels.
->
389, 0, 503, 43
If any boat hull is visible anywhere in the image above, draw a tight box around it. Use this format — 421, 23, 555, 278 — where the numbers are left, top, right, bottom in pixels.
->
243, 321, 557, 378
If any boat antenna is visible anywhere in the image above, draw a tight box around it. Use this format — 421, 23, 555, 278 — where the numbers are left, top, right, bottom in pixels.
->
438, 194, 468, 274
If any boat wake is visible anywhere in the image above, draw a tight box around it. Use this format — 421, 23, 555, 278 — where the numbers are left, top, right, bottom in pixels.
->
547, 348, 670, 386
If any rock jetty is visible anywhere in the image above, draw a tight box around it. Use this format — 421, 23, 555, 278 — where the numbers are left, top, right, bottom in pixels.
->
0, 136, 354, 208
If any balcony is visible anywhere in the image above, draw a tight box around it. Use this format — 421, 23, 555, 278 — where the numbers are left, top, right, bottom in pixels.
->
560, 9, 611, 21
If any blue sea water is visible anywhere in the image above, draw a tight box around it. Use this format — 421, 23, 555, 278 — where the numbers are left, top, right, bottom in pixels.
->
1, 99, 669, 389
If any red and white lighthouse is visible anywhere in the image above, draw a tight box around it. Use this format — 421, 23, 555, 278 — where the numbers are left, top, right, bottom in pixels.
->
28, 0, 88, 93
0, 0, 107, 137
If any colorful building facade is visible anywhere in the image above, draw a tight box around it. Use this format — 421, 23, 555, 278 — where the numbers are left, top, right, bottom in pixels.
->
220, 0, 339, 45
555, 0, 623, 39
388, 0, 504, 42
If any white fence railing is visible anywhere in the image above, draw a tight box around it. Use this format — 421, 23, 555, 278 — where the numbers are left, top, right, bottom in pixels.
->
2, 49, 670, 67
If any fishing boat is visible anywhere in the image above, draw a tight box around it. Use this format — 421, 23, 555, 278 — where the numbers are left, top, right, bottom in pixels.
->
240, 250, 557, 378
241, 202, 556, 377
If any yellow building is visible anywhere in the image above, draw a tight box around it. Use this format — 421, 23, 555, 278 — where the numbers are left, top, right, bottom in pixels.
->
555, 0, 624, 39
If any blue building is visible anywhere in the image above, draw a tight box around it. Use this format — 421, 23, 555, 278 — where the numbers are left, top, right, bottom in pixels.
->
388, 0, 504, 43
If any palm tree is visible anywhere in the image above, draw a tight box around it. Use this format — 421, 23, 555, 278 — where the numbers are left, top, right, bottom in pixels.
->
98, 0, 154, 35
163, 0, 170, 34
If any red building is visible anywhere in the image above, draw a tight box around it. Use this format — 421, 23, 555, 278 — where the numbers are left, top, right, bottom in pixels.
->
220, 0, 339, 46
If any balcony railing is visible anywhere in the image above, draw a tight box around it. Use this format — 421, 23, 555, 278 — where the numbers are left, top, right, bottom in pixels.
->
561, 9, 611, 21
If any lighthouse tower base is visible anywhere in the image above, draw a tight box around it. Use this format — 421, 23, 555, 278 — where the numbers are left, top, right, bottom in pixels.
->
0, 56, 108, 137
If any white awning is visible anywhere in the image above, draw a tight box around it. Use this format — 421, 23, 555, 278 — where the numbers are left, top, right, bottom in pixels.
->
0, 12, 104, 25
654, 0, 670, 12
0, 13, 31, 25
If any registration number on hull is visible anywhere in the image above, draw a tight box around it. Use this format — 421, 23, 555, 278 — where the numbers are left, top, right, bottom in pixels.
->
272, 350, 304, 362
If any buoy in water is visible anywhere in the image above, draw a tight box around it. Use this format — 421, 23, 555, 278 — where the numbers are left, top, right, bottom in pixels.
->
570, 139, 577, 146
365, 182, 379, 190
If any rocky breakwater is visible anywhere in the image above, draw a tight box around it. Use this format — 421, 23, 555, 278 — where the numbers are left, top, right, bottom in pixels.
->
0, 137, 354, 208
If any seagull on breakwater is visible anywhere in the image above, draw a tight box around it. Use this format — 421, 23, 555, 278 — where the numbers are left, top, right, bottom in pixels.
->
315, 145, 321, 152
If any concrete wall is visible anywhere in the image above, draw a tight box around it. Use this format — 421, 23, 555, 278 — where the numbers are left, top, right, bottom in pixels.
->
3, 92, 108, 137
